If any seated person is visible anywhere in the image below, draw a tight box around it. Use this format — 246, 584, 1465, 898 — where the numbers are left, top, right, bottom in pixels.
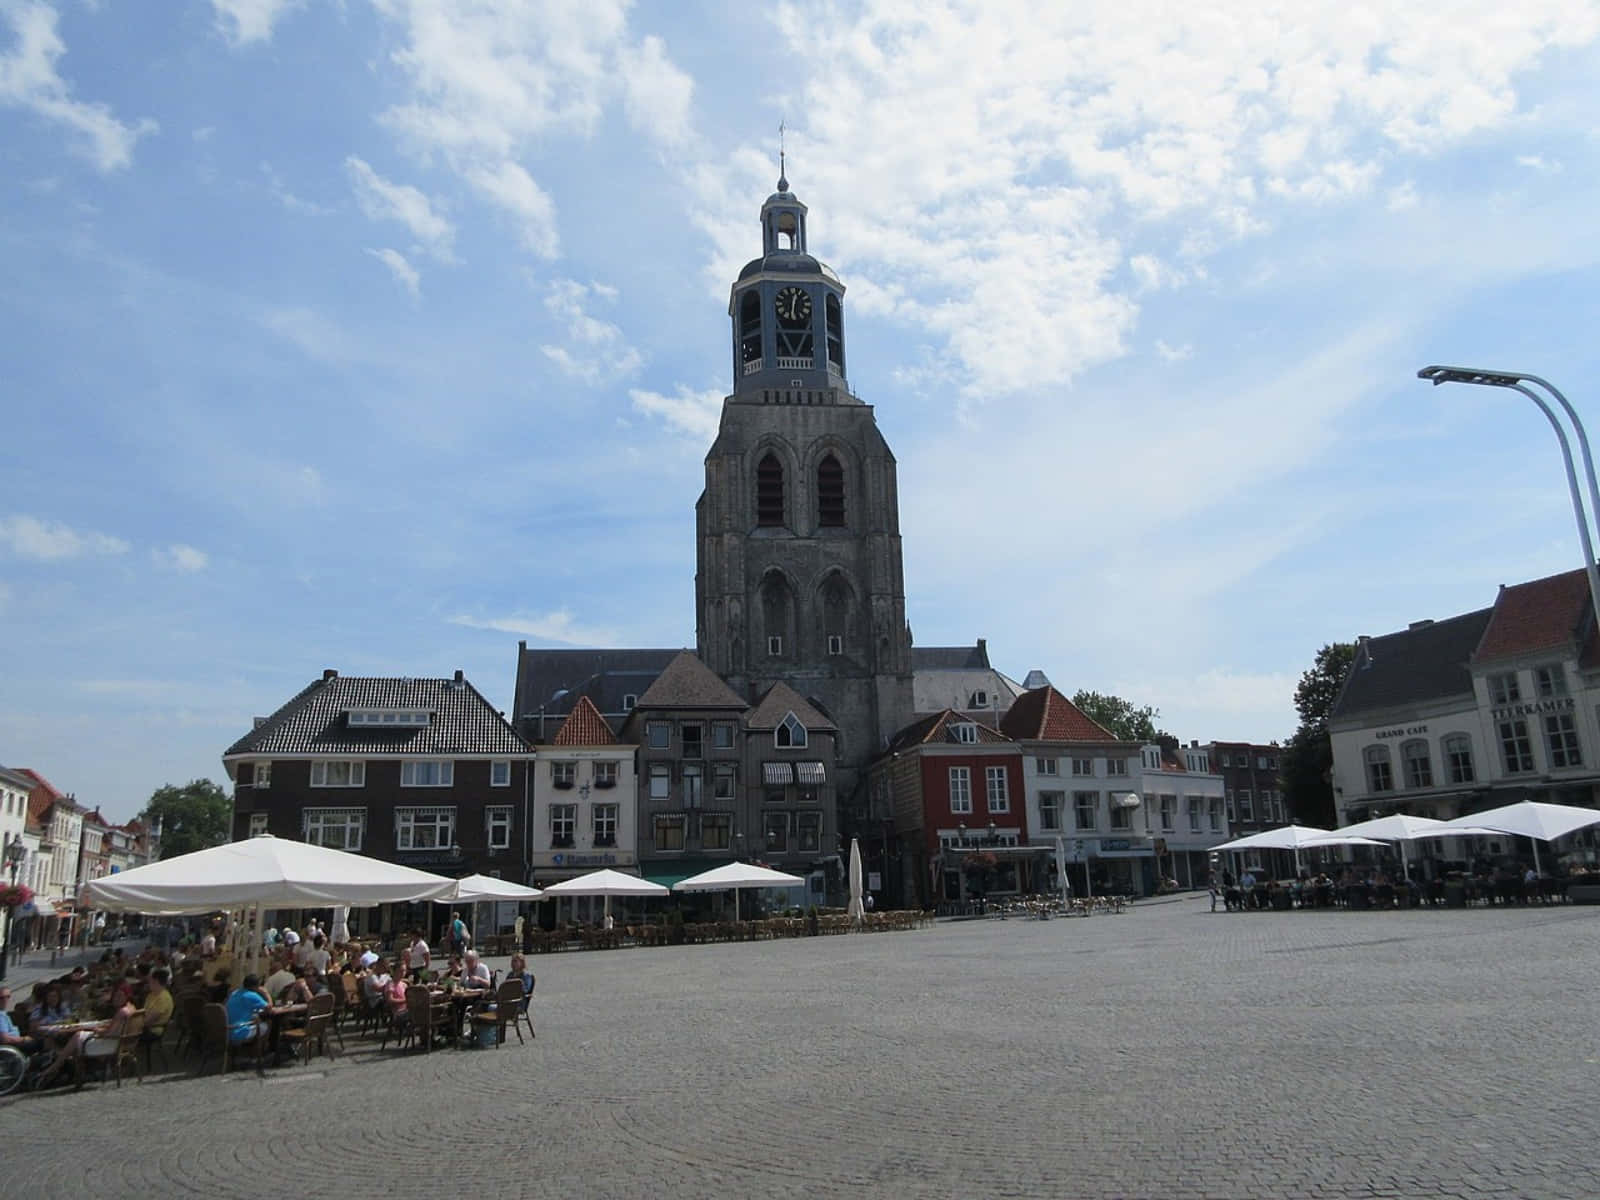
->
303, 933, 332, 977
37, 993, 138, 1088
460, 951, 492, 988
442, 953, 464, 980
206, 969, 232, 1003
0, 987, 43, 1055
264, 960, 297, 1002
361, 960, 392, 1008
30, 984, 73, 1027
282, 966, 316, 1008
224, 975, 271, 1045
384, 973, 408, 1016
507, 955, 535, 1011
140, 967, 175, 1045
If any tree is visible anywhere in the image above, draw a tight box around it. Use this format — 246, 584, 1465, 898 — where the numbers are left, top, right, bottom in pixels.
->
1281, 642, 1357, 827
1070, 690, 1166, 743
141, 779, 232, 860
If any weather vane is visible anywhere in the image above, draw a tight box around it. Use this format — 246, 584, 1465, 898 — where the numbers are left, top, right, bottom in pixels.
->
778, 119, 787, 190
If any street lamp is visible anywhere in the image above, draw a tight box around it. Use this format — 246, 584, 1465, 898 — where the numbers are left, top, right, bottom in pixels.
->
2, 837, 27, 983
1418, 365, 1600, 620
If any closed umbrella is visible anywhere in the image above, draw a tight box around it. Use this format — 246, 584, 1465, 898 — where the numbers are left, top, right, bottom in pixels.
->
847, 838, 865, 925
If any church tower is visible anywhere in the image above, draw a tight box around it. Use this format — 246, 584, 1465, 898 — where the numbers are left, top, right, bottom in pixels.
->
696, 169, 915, 802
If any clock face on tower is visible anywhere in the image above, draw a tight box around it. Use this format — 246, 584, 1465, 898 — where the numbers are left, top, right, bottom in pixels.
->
774, 286, 812, 326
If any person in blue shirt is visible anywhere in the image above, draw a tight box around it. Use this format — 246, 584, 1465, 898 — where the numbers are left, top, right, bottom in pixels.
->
0, 987, 43, 1054
225, 975, 270, 1044
449, 911, 469, 955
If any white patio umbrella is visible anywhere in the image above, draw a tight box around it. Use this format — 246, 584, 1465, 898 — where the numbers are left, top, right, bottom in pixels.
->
1437, 800, 1600, 874
1213, 825, 1385, 874
847, 838, 865, 925
432, 874, 545, 902
674, 861, 807, 922
1326, 814, 1494, 878
542, 867, 669, 924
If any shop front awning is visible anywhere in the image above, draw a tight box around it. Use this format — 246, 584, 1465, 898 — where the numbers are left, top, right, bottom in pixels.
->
797, 761, 826, 784
763, 762, 795, 785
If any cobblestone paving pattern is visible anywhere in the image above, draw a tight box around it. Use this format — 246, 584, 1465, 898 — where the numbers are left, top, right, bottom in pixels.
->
6, 898, 1600, 1199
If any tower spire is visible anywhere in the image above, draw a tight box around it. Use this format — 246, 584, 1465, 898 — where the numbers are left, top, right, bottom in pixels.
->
777, 119, 788, 192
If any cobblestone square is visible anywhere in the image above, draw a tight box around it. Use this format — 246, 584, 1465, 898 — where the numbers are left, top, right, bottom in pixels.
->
8, 897, 1600, 1199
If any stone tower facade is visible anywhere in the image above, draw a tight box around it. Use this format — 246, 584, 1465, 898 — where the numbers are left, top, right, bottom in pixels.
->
696, 172, 915, 803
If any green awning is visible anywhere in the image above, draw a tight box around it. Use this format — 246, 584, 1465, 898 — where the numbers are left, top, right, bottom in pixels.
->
643, 872, 696, 889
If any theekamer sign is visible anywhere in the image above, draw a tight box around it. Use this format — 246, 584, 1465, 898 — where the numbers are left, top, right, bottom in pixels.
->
1490, 696, 1576, 722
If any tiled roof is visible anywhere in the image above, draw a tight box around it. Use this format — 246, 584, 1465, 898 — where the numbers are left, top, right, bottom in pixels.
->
1000, 686, 1119, 742
886, 709, 1013, 753
1472, 568, 1593, 663
634, 651, 748, 710
550, 696, 618, 746
224, 672, 528, 757
513, 646, 678, 722
1330, 608, 1493, 720
746, 682, 837, 731
912, 643, 991, 670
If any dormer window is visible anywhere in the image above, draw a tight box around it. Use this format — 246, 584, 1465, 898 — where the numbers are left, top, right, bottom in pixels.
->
776, 713, 808, 749
970, 691, 988, 708
622, 694, 637, 712
347, 709, 430, 727
952, 722, 978, 744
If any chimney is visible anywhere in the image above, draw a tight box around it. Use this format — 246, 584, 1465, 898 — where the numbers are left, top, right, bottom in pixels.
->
976, 637, 988, 663
1408, 620, 1434, 630
454, 669, 465, 683
322, 668, 338, 681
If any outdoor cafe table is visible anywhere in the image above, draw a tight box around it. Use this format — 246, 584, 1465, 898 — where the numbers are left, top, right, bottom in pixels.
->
263, 1003, 307, 1052
426, 988, 487, 1041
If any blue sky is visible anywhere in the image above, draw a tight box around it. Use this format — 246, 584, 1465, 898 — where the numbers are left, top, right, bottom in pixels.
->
5, 0, 1600, 821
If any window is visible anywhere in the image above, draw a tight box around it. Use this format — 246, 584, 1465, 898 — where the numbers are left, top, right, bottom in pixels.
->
817, 454, 845, 527
827, 634, 843, 655
649, 764, 671, 800
1071, 758, 1094, 777
490, 761, 510, 788
764, 811, 789, 852
1142, 748, 1161, 770
1109, 799, 1132, 830
401, 760, 454, 788
347, 709, 430, 726
1160, 795, 1176, 832
1499, 720, 1535, 774
623, 694, 637, 712
654, 814, 685, 851
1039, 791, 1063, 831
1256, 755, 1269, 770
588, 803, 611, 851
776, 713, 808, 748
1209, 797, 1224, 831
797, 811, 822, 852
713, 764, 736, 801
1238, 790, 1253, 820
549, 803, 577, 849
1488, 672, 1520, 705
550, 761, 576, 788
971, 690, 989, 708
1536, 665, 1567, 697
1444, 734, 1474, 784
1037, 757, 1058, 776
949, 767, 972, 813
952, 722, 978, 744
768, 635, 784, 656
699, 813, 729, 850
303, 807, 364, 851
1106, 758, 1129, 777
255, 762, 272, 789
647, 722, 670, 750
486, 806, 513, 850
682, 765, 704, 809
1401, 740, 1433, 789
712, 722, 735, 750
1187, 796, 1202, 832
310, 760, 365, 788
756, 452, 785, 526
1363, 745, 1393, 792
1073, 791, 1097, 831
395, 807, 455, 850
682, 724, 704, 759
594, 761, 618, 788
1225, 791, 1236, 821
248, 812, 269, 837
1546, 713, 1582, 768
985, 766, 1010, 813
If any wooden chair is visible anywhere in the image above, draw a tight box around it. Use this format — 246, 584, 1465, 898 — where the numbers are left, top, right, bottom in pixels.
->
140, 1004, 171, 1073
280, 993, 335, 1065
514, 974, 535, 1041
174, 993, 206, 1057
199, 1002, 265, 1077
469, 980, 526, 1048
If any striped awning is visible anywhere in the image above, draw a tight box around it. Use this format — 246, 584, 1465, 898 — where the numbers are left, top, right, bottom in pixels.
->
796, 761, 826, 784
763, 762, 795, 785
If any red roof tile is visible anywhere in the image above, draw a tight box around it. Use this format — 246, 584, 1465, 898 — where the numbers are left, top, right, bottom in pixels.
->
551, 695, 618, 746
1472, 568, 1593, 663
999, 687, 1119, 742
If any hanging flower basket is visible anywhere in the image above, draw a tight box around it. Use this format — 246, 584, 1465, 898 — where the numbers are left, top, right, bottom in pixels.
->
0, 882, 33, 909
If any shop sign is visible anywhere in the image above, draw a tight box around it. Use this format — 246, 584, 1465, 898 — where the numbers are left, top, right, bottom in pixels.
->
1099, 838, 1132, 852
1489, 697, 1575, 722
531, 850, 636, 868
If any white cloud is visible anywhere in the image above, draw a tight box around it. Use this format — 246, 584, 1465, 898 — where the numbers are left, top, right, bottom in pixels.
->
449, 610, 617, 646
192, 125, 215, 142
0, 1, 157, 171
617, 34, 694, 146
540, 279, 641, 382
367, 247, 421, 297
629, 385, 724, 441
1516, 154, 1563, 172
261, 161, 330, 215
259, 307, 351, 364
345, 156, 456, 260
465, 160, 559, 258
0, 514, 128, 560
154, 544, 209, 572
1154, 340, 1192, 362
209, 0, 302, 47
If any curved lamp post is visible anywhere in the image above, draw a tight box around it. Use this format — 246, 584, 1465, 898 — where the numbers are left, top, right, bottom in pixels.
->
1418, 366, 1600, 621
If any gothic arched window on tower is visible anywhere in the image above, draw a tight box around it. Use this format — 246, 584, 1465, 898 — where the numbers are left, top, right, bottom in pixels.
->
817, 454, 845, 527
761, 571, 797, 659
756, 453, 786, 527
825, 293, 844, 374
739, 291, 762, 371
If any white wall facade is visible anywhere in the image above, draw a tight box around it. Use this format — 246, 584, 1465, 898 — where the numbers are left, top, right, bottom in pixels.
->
528, 746, 638, 880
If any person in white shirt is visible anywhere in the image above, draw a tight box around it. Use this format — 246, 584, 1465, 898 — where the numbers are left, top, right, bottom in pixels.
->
361, 960, 392, 1007
407, 932, 431, 982
460, 950, 491, 988
303, 933, 332, 976
264, 961, 297, 1001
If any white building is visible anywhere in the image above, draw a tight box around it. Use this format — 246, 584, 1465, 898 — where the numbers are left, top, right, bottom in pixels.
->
0, 765, 29, 873
1132, 741, 1228, 888
1330, 568, 1600, 866
528, 695, 638, 888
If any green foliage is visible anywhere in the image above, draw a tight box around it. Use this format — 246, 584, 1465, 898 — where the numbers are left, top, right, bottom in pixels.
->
1070, 690, 1166, 742
1281, 642, 1356, 827
140, 779, 232, 859
1293, 642, 1357, 731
